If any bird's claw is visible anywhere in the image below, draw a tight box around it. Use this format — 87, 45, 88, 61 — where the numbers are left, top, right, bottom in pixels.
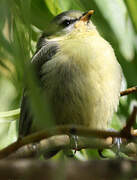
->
72, 135, 79, 153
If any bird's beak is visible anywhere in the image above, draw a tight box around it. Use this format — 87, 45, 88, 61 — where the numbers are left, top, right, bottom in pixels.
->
80, 10, 94, 22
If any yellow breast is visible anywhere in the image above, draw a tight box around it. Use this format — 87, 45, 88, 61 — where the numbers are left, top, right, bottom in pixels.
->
42, 29, 122, 129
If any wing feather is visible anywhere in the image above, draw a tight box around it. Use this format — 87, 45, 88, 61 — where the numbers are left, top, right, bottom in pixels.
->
19, 39, 58, 137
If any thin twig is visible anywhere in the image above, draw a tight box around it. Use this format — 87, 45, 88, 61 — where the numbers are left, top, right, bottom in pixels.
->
121, 106, 137, 138
120, 86, 137, 96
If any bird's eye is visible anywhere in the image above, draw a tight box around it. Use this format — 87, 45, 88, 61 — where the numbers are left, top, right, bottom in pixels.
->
61, 19, 76, 27
62, 20, 71, 27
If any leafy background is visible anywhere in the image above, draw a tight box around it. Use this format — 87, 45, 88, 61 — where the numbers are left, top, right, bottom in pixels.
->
0, 0, 137, 159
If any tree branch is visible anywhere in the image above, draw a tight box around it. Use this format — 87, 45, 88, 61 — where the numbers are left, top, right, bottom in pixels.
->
0, 87, 137, 159
6, 135, 113, 159
121, 106, 137, 138
0, 159, 137, 180
120, 86, 137, 96
6, 135, 137, 159
0, 105, 137, 159
0, 127, 124, 159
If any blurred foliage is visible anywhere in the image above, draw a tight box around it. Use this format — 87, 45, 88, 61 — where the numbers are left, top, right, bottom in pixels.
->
0, 0, 137, 160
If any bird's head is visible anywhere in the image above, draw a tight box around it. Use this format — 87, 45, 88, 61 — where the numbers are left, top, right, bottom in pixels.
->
43, 10, 95, 38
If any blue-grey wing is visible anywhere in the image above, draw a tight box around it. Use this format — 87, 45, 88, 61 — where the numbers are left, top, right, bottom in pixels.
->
19, 40, 58, 137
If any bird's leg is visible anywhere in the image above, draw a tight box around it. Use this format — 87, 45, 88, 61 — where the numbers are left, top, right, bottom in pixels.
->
98, 129, 122, 158
63, 135, 79, 157
112, 136, 122, 157
113, 136, 122, 149
72, 135, 79, 153
109, 128, 122, 154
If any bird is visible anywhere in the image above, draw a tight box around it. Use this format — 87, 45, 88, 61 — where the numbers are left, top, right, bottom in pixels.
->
19, 10, 122, 138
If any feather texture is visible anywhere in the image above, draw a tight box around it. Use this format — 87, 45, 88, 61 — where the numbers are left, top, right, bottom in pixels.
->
19, 10, 122, 137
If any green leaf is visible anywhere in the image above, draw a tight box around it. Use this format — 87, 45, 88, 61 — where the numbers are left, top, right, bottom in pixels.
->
0, 119, 18, 149
44, 0, 84, 15
45, 0, 62, 15
94, 0, 135, 61
0, 59, 11, 73
0, 109, 20, 119
102, 149, 116, 158
111, 114, 123, 131
0, 109, 19, 149
124, 0, 137, 33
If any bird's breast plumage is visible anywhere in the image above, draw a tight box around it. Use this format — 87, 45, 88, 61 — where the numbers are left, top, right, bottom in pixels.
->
41, 32, 122, 130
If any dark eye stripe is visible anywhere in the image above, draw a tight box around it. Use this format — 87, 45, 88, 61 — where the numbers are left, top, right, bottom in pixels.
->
61, 19, 77, 27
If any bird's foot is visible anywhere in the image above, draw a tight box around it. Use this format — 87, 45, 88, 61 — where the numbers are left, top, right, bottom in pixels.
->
98, 129, 122, 158
110, 128, 123, 157
112, 137, 123, 157
72, 135, 79, 153
64, 135, 79, 157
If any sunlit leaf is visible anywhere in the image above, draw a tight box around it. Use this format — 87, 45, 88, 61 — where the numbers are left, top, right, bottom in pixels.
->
45, 0, 84, 15
124, 0, 137, 33
94, 0, 135, 61
45, 0, 62, 15
0, 109, 20, 118
0, 119, 18, 149
0, 109, 19, 149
